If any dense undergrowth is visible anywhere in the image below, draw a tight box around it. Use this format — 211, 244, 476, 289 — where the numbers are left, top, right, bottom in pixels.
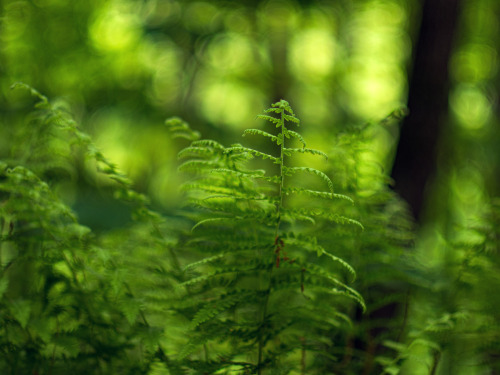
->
0, 84, 499, 374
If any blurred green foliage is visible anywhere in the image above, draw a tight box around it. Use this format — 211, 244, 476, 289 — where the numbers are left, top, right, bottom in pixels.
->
0, 0, 414, 211
0, 0, 499, 374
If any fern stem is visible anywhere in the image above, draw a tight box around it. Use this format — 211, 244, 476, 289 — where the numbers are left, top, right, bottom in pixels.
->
275, 107, 286, 237
257, 108, 286, 374
396, 288, 411, 342
257, 263, 274, 374
300, 337, 306, 375
203, 344, 209, 362
429, 350, 441, 375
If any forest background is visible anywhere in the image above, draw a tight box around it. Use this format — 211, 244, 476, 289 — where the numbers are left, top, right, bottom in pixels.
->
0, 0, 499, 374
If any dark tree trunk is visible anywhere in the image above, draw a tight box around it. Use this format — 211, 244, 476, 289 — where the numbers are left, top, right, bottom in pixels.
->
391, 0, 462, 222
366, 0, 462, 372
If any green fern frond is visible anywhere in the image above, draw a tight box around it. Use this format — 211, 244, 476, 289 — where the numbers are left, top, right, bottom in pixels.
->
304, 264, 366, 311
283, 147, 328, 159
281, 208, 316, 225
283, 187, 354, 203
183, 253, 227, 271
263, 107, 281, 114
190, 291, 251, 328
181, 263, 271, 288
226, 146, 280, 163
178, 160, 218, 172
287, 130, 306, 147
328, 287, 366, 312
165, 116, 201, 141
211, 168, 266, 178
271, 99, 295, 115
186, 234, 273, 251
190, 139, 226, 151
283, 114, 300, 125
303, 209, 364, 230
184, 247, 267, 271
284, 166, 334, 193
242, 129, 278, 142
321, 250, 357, 282
256, 114, 282, 126
11, 82, 49, 105
283, 235, 356, 281
171, 99, 363, 373
322, 213, 365, 230
189, 207, 272, 226
255, 175, 282, 184
180, 182, 235, 195
191, 217, 235, 231
177, 146, 220, 160
203, 193, 265, 202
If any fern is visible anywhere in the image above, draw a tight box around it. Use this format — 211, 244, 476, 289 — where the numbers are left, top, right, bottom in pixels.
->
170, 100, 364, 373
2, 85, 420, 374
0, 84, 183, 374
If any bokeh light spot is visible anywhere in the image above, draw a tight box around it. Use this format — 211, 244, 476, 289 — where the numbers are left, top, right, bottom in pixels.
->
206, 33, 255, 73
289, 29, 336, 81
197, 80, 262, 130
450, 85, 492, 130
451, 43, 498, 83
90, 2, 142, 52
184, 2, 220, 33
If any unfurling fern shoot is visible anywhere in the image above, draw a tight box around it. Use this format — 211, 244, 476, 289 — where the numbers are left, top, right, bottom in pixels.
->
171, 100, 364, 374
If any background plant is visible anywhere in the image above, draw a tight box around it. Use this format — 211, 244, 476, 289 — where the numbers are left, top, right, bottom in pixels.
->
0, 84, 178, 374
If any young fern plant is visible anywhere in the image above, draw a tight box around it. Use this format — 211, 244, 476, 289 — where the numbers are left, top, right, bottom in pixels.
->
170, 100, 365, 374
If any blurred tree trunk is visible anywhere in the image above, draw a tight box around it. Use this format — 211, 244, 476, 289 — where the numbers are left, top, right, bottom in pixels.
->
364, 0, 462, 373
391, 0, 462, 222
269, 33, 291, 104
